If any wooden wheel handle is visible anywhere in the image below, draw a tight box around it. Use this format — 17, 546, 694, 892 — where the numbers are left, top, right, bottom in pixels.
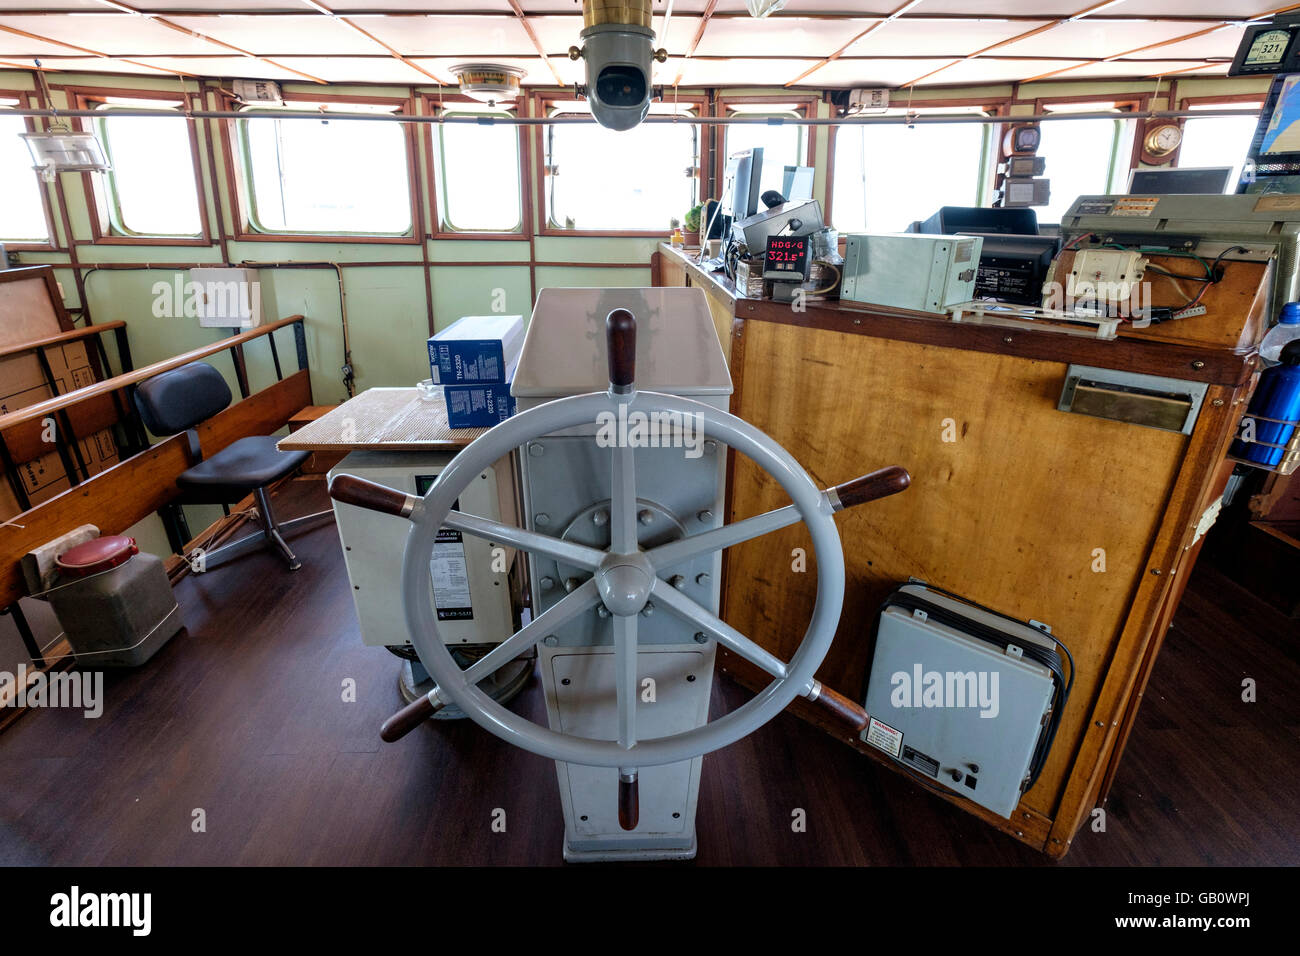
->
380, 691, 446, 742
830, 466, 911, 511
329, 473, 417, 518
606, 308, 636, 390
807, 681, 869, 733
618, 772, 639, 830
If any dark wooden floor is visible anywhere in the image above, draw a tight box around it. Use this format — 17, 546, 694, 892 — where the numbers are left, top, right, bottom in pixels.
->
1, 477, 1296, 866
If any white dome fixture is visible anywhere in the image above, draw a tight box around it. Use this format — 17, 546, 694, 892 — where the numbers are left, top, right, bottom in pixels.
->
450, 64, 526, 107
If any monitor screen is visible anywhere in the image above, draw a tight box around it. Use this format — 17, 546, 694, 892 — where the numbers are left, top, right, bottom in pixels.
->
917, 206, 1039, 236
724, 147, 765, 220
1128, 166, 1235, 195
782, 165, 815, 202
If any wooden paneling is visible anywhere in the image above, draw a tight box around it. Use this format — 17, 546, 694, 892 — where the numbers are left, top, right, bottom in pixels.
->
720, 319, 1198, 837
0, 370, 311, 608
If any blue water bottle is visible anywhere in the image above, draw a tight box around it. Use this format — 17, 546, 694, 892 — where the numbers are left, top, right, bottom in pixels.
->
1231, 339, 1300, 467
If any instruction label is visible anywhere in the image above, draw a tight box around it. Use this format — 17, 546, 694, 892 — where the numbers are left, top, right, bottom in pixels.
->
865, 716, 903, 758
431, 529, 473, 620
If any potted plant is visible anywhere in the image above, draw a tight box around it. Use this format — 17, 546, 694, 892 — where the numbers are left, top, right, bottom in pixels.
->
684, 203, 704, 248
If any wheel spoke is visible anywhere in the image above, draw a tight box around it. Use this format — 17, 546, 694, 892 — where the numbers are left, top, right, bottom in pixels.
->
460, 578, 601, 685
651, 578, 811, 692
609, 418, 638, 554
443, 509, 604, 571
645, 502, 804, 570
612, 613, 638, 749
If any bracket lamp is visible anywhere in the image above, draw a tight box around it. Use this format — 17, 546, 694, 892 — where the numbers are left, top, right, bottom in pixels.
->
21, 128, 110, 182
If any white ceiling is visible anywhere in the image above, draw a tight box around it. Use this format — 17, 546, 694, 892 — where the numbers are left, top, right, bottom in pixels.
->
0, 2, 1270, 90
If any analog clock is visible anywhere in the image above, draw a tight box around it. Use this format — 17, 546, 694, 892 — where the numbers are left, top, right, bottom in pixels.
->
1142, 122, 1183, 164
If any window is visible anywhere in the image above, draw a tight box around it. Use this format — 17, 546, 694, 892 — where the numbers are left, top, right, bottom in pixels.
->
0, 102, 49, 243
237, 102, 413, 236
93, 99, 202, 237
722, 104, 807, 198
1177, 103, 1263, 190
1037, 103, 1134, 224
435, 110, 522, 233
832, 108, 991, 234
545, 101, 698, 231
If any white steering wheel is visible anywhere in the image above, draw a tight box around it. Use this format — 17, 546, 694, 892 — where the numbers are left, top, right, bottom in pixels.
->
330, 309, 909, 821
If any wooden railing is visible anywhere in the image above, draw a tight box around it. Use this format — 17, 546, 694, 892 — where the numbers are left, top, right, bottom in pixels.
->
0, 315, 312, 621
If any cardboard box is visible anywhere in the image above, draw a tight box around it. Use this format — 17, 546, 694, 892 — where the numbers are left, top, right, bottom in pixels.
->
427, 314, 524, 385
443, 355, 517, 428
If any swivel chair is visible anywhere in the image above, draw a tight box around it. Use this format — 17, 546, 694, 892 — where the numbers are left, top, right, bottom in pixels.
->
134, 361, 326, 571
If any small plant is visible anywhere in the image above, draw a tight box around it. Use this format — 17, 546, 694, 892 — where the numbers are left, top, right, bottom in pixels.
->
683, 203, 704, 233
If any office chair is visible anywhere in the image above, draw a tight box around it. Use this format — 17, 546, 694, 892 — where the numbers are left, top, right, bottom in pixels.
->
133, 361, 326, 572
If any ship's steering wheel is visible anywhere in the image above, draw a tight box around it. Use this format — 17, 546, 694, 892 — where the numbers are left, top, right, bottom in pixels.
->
329, 308, 910, 827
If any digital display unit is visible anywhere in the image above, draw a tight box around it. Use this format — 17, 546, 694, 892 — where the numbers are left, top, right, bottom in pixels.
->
1230, 20, 1300, 76
763, 235, 809, 280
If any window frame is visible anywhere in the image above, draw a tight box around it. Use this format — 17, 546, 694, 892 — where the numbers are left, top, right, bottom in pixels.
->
1031, 94, 1145, 202
423, 93, 529, 242
531, 90, 709, 237
713, 94, 818, 211
1173, 92, 1264, 171
221, 90, 421, 244
826, 96, 1006, 234
70, 87, 211, 246
0, 88, 58, 251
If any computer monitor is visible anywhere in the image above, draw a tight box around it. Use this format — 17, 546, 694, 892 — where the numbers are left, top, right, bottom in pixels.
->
916, 206, 1039, 236
1128, 166, 1235, 194
724, 147, 765, 219
782, 165, 815, 202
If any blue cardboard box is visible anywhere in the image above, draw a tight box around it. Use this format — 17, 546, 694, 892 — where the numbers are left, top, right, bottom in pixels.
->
443, 355, 518, 428
427, 314, 524, 385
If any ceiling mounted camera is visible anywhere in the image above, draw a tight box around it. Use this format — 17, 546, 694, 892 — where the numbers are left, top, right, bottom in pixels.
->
569, 0, 667, 132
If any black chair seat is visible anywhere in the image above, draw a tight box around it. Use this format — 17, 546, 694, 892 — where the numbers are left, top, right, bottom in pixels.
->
177, 436, 309, 502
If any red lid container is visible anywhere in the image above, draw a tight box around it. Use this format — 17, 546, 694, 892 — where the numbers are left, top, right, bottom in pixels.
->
56, 535, 139, 578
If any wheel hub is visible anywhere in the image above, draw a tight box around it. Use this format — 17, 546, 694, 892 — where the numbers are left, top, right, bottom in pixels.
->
595, 551, 655, 616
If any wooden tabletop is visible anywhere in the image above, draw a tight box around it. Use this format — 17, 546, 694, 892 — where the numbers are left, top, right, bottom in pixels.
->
277, 387, 489, 452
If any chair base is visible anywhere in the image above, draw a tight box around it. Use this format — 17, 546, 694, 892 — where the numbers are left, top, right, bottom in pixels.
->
191, 487, 333, 573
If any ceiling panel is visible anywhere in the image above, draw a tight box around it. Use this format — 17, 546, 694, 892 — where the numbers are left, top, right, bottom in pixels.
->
1153, 23, 1250, 59
672, 56, 813, 86
116, 56, 307, 80
1069, 58, 1232, 79
696, 17, 880, 57
412, 55, 560, 85
165, 15, 388, 56
270, 55, 433, 84
921, 56, 1086, 86
791, 57, 963, 89
0, 34, 89, 58
354, 15, 537, 57
0, 14, 216, 55
1099, 1, 1266, 16
849, 18, 1054, 57
996, 18, 1237, 59
0, 1, 106, 10
530, 15, 695, 55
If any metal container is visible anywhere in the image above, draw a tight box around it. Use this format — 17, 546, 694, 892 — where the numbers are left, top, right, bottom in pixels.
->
48, 536, 183, 668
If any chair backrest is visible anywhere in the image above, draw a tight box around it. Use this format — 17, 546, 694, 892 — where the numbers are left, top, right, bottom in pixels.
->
133, 361, 233, 435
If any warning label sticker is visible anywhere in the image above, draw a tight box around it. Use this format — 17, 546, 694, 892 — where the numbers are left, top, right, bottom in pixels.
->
865, 716, 903, 758
1111, 196, 1161, 217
